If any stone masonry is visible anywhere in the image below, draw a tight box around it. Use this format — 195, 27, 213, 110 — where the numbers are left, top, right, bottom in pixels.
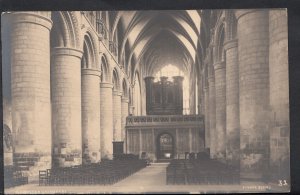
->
113, 90, 122, 141
236, 9, 270, 179
100, 82, 114, 159
214, 61, 226, 160
121, 97, 129, 141
3, 10, 289, 184
51, 47, 83, 167
10, 12, 52, 181
224, 39, 240, 167
81, 68, 101, 164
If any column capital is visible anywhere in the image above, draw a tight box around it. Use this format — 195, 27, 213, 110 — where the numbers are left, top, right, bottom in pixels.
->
100, 82, 113, 89
81, 68, 101, 77
10, 11, 52, 30
224, 39, 238, 51
51, 47, 83, 59
113, 90, 122, 96
121, 97, 129, 103
213, 61, 225, 70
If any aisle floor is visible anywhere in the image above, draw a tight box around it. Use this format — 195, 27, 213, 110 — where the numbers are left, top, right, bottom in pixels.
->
5, 163, 289, 194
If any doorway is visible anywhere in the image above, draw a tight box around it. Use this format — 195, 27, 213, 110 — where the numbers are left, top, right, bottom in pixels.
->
157, 133, 174, 159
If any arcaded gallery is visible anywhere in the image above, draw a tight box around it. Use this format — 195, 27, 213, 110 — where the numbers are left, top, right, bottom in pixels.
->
2, 10, 290, 193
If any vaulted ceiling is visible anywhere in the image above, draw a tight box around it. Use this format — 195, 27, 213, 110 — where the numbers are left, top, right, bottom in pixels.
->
110, 10, 202, 77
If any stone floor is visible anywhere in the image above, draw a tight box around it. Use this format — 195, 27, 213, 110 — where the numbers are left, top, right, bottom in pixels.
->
5, 163, 290, 194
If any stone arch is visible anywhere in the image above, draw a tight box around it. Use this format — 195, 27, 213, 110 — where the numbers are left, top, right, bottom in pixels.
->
112, 68, 121, 91
51, 11, 81, 49
156, 132, 175, 159
82, 34, 98, 70
111, 11, 123, 40
122, 78, 128, 98
100, 53, 111, 82
213, 17, 226, 63
82, 29, 100, 69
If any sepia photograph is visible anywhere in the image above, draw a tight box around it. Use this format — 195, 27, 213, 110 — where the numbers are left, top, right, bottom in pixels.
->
1, 9, 290, 193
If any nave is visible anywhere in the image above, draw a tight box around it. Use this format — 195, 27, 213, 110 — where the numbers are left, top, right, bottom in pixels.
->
5, 160, 287, 194
2, 9, 290, 193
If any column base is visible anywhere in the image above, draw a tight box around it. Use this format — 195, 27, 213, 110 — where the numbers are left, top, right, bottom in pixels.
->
52, 143, 82, 167
4, 152, 13, 166
13, 152, 51, 183
101, 154, 113, 160
52, 156, 82, 168
240, 155, 270, 182
82, 151, 101, 165
269, 124, 290, 183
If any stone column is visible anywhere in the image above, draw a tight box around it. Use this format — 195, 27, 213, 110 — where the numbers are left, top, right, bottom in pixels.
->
236, 9, 270, 179
121, 97, 129, 141
224, 39, 240, 166
175, 128, 179, 158
214, 61, 226, 160
204, 87, 210, 149
139, 129, 142, 157
10, 11, 52, 180
100, 82, 113, 159
189, 128, 193, 153
113, 90, 122, 141
51, 47, 83, 167
269, 9, 289, 181
152, 128, 156, 160
81, 68, 101, 164
208, 72, 216, 158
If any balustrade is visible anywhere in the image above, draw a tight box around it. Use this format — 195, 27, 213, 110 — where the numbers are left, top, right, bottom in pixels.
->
126, 115, 204, 127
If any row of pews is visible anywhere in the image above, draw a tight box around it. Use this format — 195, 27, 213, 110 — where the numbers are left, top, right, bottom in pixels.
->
4, 165, 28, 188
39, 155, 147, 186
166, 157, 240, 185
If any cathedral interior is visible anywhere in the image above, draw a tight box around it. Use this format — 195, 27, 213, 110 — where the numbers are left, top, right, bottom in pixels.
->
2, 10, 290, 192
